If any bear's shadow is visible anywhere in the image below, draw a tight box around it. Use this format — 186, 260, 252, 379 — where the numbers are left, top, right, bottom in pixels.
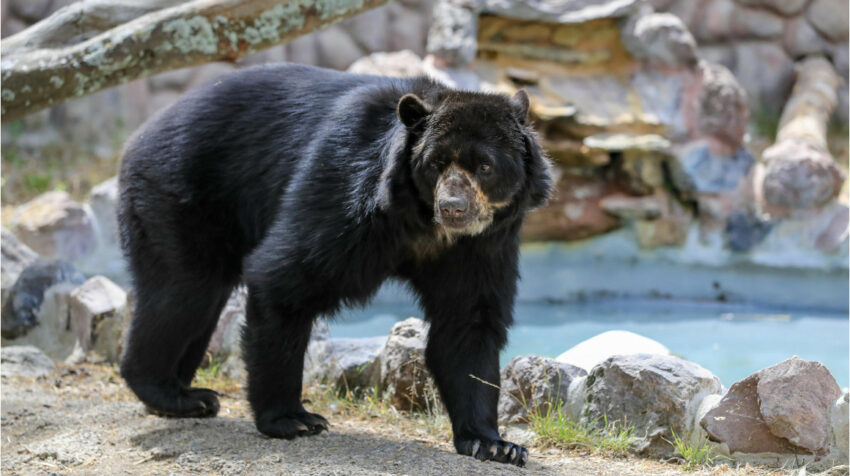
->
128, 416, 533, 474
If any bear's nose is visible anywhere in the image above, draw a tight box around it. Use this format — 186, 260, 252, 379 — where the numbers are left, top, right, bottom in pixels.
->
439, 197, 469, 217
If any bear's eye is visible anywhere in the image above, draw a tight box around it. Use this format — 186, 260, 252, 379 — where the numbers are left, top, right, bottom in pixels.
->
429, 161, 440, 170
479, 163, 492, 174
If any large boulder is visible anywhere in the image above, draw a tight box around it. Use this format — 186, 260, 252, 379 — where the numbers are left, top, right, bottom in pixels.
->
498, 355, 586, 424
1, 259, 85, 341
756, 357, 840, 453
379, 317, 438, 411
1, 227, 38, 305
583, 354, 723, 456
0, 345, 55, 378
11, 191, 97, 263
701, 356, 841, 455
67, 276, 128, 363
557, 330, 671, 372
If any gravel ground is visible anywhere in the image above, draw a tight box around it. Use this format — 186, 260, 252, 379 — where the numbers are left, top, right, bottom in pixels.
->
1, 363, 794, 475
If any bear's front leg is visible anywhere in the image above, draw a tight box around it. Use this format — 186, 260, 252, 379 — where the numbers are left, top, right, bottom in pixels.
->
241, 285, 329, 439
413, 238, 529, 467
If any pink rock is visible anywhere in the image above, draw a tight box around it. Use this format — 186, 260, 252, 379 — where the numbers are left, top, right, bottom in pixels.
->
702, 374, 804, 454
701, 356, 842, 455
757, 357, 842, 453
807, 0, 849, 42
733, 0, 808, 16
783, 17, 831, 58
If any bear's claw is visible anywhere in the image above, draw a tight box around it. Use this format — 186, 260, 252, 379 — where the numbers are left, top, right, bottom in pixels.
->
457, 438, 528, 466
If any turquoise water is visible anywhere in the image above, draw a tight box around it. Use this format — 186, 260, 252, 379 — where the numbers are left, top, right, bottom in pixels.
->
329, 300, 849, 388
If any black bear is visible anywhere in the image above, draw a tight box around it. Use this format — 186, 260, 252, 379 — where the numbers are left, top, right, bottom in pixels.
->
118, 63, 551, 467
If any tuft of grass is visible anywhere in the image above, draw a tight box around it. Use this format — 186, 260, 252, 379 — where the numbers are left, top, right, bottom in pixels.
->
191, 354, 240, 394
667, 430, 723, 470
529, 403, 634, 455
306, 381, 451, 441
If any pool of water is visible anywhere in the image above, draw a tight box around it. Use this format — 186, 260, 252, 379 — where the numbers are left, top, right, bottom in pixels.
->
328, 299, 849, 388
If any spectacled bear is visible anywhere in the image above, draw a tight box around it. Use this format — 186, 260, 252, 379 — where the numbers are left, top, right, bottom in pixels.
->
118, 63, 552, 467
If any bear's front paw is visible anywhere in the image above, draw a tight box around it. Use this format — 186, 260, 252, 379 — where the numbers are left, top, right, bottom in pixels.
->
456, 437, 529, 467
256, 411, 329, 439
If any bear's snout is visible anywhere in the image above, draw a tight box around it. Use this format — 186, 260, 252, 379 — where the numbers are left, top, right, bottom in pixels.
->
439, 196, 469, 217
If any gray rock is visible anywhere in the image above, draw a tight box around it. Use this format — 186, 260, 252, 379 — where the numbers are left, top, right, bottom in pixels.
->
0, 345, 55, 377
733, 42, 794, 113
692, 0, 734, 41
426, 0, 479, 67
701, 373, 805, 454
1, 259, 84, 340
730, 5, 784, 39
757, 357, 841, 454
733, 0, 808, 16
67, 276, 128, 363
672, 142, 754, 194
378, 317, 438, 411
696, 63, 749, 149
11, 191, 97, 263
8, 0, 53, 23
783, 17, 831, 58
305, 336, 385, 394
498, 355, 586, 424
724, 211, 774, 252
1, 227, 38, 304
314, 27, 367, 70
760, 140, 846, 210
622, 12, 698, 67
807, 0, 849, 42
583, 354, 722, 456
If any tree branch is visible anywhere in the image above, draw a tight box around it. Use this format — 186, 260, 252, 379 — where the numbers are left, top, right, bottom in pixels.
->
1, 0, 393, 122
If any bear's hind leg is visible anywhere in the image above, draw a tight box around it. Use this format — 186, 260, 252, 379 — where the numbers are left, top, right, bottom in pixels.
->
121, 276, 233, 418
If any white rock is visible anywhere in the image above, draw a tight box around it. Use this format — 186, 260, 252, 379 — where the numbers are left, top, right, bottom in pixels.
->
68, 276, 128, 362
1, 345, 55, 377
556, 330, 671, 371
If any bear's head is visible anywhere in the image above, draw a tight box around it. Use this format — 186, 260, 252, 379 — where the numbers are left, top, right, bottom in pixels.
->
397, 89, 552, 238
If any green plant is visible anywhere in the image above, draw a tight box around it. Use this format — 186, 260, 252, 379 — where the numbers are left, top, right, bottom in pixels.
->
667, 429, 723, 470
529, 404, 634, 454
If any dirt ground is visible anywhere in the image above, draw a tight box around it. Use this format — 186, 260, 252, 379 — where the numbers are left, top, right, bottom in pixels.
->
0, 363, 800, 476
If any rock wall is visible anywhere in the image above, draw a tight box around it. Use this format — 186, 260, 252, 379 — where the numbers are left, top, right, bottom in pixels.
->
648, 0, 849, 120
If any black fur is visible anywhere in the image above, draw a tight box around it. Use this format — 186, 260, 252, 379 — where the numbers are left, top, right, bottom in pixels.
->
118, 63, 552, 467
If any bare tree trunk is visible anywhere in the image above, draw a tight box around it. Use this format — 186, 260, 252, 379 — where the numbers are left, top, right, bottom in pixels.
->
1, 0, 393, 122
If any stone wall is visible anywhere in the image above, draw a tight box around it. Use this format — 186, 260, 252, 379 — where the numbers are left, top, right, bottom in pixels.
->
648, 0, 849, 120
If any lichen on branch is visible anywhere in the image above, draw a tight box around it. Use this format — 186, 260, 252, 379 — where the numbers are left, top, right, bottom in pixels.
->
1, 0, 392, 122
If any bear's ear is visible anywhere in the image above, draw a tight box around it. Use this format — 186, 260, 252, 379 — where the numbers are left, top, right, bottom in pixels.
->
397, 94, 432, 128
510, 90, 530, 125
